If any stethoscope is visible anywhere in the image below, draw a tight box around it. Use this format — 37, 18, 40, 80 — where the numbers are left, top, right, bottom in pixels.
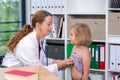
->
41, 39, 48, 66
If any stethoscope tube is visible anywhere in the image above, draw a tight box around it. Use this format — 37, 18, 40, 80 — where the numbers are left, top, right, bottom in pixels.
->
41, 40, 48, 66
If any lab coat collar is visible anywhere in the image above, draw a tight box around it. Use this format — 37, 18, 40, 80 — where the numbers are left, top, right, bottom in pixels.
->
32, 30, 45, 48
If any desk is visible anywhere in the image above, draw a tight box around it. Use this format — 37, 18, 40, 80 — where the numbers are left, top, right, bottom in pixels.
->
0, 66, 60, 80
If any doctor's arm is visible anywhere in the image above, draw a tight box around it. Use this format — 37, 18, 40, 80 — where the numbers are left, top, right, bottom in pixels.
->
41, 41, 73, 69
15, 45, 73, 75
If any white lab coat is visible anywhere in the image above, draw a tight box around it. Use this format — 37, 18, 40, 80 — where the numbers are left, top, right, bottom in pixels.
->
2, 30, 59, 76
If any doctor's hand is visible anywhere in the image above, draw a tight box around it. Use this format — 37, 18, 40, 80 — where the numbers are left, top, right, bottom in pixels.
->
53, 60, 62, 64
55, 59, 73, 70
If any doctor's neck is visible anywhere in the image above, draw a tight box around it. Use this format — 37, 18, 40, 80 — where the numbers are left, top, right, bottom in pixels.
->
35, 29, 44, 43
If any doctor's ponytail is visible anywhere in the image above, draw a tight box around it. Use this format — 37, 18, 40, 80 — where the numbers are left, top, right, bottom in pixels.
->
7, 24, 33, 53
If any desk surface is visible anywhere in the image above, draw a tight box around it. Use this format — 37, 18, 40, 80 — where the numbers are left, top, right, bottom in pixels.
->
0, 66, 60, 80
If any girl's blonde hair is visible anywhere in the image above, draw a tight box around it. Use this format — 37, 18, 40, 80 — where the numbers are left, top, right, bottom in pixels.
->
70, 23, 92, 46
7, 10, 52, 53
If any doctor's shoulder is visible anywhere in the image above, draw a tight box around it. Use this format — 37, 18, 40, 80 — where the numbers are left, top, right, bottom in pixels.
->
17, 32, 36, 48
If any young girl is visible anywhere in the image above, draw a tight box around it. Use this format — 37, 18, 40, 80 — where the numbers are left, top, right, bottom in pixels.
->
69, 23, 92, 80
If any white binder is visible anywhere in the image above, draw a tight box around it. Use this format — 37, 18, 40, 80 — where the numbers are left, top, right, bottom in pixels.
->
110, 45, 117, 70
47, 0, 51, 13
30, 0, 37, 14
50, 0, 55, 14
61, 0, 65, 14
41, 0, 44, 10
53, 16, 62, 37
51, 23, 57, 38
61, 21, 65, 38
36, 0, 41, 11
54, 0, 58, 14
57, 0, 62, 14
116, 45, 120, 70
42, 0, 47, 11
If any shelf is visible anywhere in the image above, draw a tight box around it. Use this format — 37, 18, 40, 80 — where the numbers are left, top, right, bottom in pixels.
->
46, 38, 65, 41
67, 12, 106, 15
93, 40, 106, 43
108, 35, 120, 44
29, 13, 65, 15
67, 39, 106, 43
108, 8, 120, 11
108, 69, 120, 73
90, 69, 105, 72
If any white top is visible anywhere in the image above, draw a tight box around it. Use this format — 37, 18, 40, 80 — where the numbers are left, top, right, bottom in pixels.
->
2, 30, 59, 76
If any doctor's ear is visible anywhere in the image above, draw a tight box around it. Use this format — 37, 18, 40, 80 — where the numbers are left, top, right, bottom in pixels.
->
36, 23, 41, 29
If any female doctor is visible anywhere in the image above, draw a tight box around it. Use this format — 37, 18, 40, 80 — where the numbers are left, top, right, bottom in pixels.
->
2, 10, 73, 76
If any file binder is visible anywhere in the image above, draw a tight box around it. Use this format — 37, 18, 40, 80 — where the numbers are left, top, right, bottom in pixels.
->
95, 45, 100, 69
36, 0, 41, 11
54, 0, 58, 14
61, 0, 65, 14
116, 45, 120, 70
88, 45, 92, 68
100, 45, 105, 70
53, 16, 63, 38
51, 21, 57, 38
57, 0, 62, 14
30, 0, 37, 14
41, 0, 45, 10
49, 0, 54, 13
110, 45, 116, 70
67, 44, 73, 58
57, 16, 64, 38
91, 44, 96, 69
